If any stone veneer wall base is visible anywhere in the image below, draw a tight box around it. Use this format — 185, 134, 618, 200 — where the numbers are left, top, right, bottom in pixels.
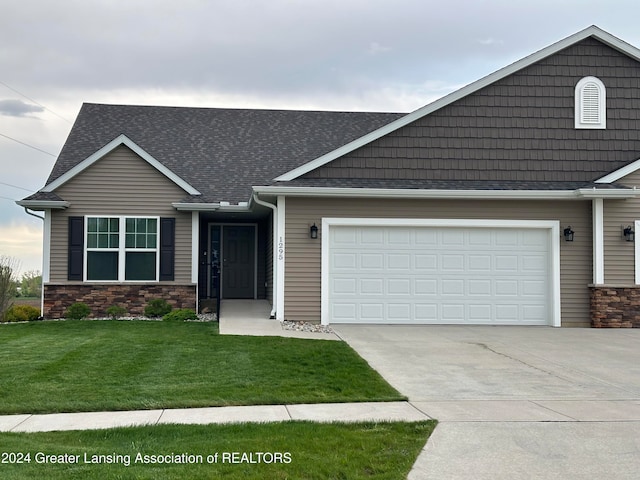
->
590, 286, 640, 328
44, 283, 197, 319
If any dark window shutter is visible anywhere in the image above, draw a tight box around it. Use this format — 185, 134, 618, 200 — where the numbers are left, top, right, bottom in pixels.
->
159, 217, 175, 281
68, 216, 84, 281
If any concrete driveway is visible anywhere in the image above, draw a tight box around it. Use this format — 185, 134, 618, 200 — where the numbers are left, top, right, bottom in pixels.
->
334, 325, 640, 480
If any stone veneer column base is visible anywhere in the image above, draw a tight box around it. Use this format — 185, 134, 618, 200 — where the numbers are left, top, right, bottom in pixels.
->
590, 286, 640, 328
43, 283, 197, 319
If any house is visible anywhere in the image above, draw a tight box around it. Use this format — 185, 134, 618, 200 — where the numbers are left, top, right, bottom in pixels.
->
18, 25, 640, 327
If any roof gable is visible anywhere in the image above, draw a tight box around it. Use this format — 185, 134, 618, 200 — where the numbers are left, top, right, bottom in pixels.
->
44, 105, 403, 204
275, 26, 640, 182
43, 134, 201, 195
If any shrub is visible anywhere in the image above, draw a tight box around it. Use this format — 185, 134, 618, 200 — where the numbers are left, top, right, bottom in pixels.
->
65, 302, 91, 320
4, 304, 41, 322
144, 298, 172, 318
163, 309, 198, 322
106, 305, 127, 319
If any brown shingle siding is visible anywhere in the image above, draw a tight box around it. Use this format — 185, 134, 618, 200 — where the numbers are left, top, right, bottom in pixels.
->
303, 38, 640, 184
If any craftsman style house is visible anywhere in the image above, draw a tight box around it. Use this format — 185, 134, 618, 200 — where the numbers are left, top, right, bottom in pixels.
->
19, 26, 640, 327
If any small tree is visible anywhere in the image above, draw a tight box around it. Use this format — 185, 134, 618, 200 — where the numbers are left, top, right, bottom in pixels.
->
0, 256, 20, 321
20, 270, 42, 298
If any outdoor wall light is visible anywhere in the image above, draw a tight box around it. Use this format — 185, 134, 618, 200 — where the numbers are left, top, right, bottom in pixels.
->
624, 225, 635, 242
563, 226, 575, 242
310, 223, 318, 239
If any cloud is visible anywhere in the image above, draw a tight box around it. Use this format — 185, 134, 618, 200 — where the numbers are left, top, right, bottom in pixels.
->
0, 99, 44, 117
476, 38, 504, 46
0, 220, 43, 275
367, 41, 392, 55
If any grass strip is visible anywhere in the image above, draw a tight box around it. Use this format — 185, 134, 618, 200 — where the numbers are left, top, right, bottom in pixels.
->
0, 320, 404, 414
0, 421, 436, 479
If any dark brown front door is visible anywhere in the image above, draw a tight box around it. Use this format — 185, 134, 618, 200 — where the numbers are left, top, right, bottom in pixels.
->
222, 225, 255, 298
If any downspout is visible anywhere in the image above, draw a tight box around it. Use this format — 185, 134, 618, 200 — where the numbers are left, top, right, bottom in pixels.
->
23, 207, 44, 221
23, 208, 45, 318
252, 192, 278, 319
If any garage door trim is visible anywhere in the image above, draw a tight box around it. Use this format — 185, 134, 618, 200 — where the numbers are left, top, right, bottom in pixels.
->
321, 218, 561, 327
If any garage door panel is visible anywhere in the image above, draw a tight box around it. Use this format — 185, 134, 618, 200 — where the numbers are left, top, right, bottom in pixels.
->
360, 303, 384, 321
442, 254, 464, 271
332, 303, 356, 321
333, 278, 357, 294
387, 303, 411, 319
469, 305, 492, 322
468, 279, 492, 295
388, 254, 411, 270
442, 304, 465, 321
328, 225, 550, 325
388, 278, 411, 295
522, 255, 546, 272
415, 254, 437, 270
415, 304, 438, 320
495, 255, 519, 271
360, 278, 383, 294
332, 253, 357, 269
415, 279, 437, 295
360, 253, 384, 269
468, 255, 492, 271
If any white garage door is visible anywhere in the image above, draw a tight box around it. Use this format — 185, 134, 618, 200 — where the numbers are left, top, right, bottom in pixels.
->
327, 223, 552, 325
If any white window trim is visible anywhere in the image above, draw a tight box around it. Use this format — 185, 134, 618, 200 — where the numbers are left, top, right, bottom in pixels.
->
84, 215, 160, 282
575, 76, 606, 129
321, 218, 561, 327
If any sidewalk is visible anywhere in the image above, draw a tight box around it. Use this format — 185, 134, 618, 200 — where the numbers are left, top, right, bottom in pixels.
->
0, 401, 430, 433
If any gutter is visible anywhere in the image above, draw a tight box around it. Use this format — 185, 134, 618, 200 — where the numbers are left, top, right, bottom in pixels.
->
252, 192, 278, 319
253, 186, 640, 200
15, 200, 70, 210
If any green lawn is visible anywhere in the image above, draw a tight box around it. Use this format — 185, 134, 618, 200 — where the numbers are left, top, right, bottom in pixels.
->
0, 320, 404, 414
0, 421, 436, 479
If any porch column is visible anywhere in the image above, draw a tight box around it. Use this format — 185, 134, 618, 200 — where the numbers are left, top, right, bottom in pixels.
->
276, 196, 286, 321
592, 198, 604, 284
191, 211, 199, 286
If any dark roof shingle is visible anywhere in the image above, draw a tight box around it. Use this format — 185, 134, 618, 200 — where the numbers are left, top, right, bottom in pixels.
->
48, 103, 404, 203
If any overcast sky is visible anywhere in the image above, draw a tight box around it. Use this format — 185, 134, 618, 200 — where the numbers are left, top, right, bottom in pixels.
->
1, 0, 640, 274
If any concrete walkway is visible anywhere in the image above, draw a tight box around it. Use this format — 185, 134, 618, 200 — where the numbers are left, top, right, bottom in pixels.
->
0, 401, 429, 433
219, 299, 339, 340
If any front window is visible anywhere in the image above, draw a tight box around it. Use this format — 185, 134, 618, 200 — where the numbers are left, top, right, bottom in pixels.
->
86, 216, 158, 281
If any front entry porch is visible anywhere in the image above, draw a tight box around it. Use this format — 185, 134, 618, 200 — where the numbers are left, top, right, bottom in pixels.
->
218, 299, 275, 335
218, 300, 338, 340
196, 209, 273, 316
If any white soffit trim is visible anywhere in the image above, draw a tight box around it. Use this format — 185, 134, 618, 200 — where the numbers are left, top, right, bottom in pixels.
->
254, 186, 638, 200
15, 200, 70, 209
172, 202, 221, 211
42, 134, 201, 196
275, 26, 640, 182
595, 158, 640, 184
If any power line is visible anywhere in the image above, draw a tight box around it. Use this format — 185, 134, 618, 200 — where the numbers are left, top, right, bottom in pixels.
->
0, 80, 72, 124
0, 132, 57, 157
0, 181, 33, 192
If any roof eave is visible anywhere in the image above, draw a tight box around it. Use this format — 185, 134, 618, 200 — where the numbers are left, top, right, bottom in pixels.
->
576, 187, 639, 198
172, 202, 221, 211
254, 186, 631, 200
15, 200, 70, 210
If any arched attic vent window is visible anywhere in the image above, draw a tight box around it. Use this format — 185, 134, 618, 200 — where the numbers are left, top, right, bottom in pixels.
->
575, 76, 606, 129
